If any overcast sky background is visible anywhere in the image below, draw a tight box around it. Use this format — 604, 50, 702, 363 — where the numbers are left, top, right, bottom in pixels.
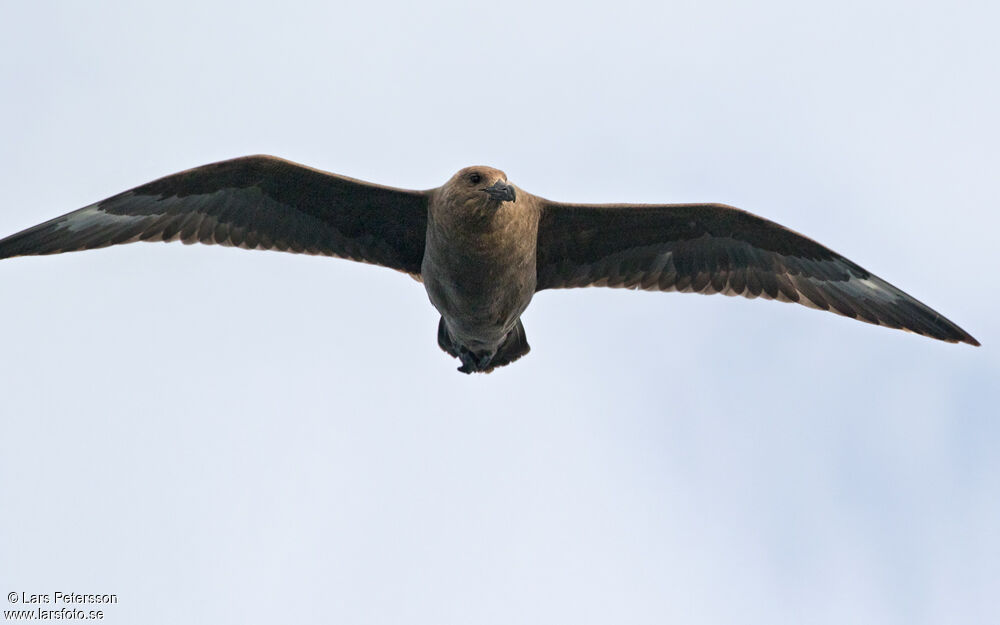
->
1, 1, 997, 623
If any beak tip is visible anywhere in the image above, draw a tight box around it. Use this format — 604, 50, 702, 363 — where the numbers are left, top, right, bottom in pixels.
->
483, 181, 516, 202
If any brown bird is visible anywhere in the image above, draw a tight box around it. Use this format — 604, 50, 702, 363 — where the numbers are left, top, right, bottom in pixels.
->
0, 155, 979, 372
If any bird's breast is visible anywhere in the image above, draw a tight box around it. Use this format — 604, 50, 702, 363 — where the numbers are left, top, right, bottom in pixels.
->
421, 208, 538, 342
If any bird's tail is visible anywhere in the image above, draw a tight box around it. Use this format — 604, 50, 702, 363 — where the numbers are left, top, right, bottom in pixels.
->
488, 319, 531, 372
437, 318, 531, 374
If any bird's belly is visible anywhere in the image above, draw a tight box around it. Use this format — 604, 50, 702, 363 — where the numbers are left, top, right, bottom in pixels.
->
423, 257, 534, 350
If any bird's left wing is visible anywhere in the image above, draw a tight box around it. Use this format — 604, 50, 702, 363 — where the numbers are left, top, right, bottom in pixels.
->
0, 155, 429, 275
534, 200, 978, 345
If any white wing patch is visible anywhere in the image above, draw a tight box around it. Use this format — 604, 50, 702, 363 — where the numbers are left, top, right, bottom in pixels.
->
564, 248, 921, 324
56, 204, 152, 233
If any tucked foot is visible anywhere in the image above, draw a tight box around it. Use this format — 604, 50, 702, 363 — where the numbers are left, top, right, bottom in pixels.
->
457, 351, 476, 374
456, 348, 494, 374
437, 317, 531, 375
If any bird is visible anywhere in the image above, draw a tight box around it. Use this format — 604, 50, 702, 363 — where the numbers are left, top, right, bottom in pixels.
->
0, 155, 979, 373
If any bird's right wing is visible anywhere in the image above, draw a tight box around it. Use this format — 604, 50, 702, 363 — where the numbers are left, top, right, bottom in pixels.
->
0, 155, 429, 276
534, 200, 979, 345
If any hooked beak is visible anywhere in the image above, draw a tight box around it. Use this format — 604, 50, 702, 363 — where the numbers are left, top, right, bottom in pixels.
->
482, 180, 516, 203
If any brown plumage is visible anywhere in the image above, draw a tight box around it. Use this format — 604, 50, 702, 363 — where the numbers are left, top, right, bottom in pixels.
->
0, 155, 979, 373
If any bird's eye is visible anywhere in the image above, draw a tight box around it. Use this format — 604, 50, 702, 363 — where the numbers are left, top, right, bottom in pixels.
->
469, 172, 482, 184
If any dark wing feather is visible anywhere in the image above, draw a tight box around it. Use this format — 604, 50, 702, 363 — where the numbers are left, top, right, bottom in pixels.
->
535, 201, 979, 345
0, 155, 429, 275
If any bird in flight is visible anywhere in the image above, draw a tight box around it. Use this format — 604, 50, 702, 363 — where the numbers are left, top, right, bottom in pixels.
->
0, 155, 978, 372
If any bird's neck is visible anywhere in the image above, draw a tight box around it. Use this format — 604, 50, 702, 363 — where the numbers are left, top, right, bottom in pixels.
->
427, 193, 538, 259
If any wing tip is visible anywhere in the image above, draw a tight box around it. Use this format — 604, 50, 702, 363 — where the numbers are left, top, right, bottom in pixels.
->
959, 334, 981, 347
916, 324, 979, 347
931, 316, 980, 347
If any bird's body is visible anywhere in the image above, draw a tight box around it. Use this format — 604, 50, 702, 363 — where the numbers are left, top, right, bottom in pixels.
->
423, 167, 538, 371
0, 155, 979, 373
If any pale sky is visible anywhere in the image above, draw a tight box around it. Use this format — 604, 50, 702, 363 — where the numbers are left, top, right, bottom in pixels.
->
1, 1, 997, 624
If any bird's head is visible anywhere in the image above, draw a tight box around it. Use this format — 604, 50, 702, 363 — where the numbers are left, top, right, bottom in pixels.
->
443, 166, 517, 210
